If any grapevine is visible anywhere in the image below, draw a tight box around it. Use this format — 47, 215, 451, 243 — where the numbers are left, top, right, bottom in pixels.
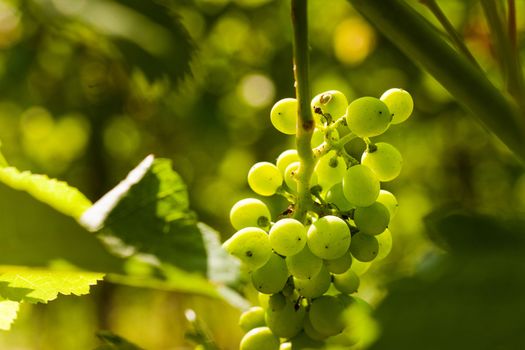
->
223, 84, 413, 349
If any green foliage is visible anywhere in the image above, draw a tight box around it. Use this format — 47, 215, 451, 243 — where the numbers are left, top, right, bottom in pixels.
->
369, 211, 525, 350
0, 166, 92, 219
0, 268, 104, 304
0, 299, 19, 331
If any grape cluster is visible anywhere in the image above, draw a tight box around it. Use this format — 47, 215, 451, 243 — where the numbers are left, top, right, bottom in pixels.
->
223, 88, 413, 349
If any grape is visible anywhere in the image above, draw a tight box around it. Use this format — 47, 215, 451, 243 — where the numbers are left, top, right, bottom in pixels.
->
326, 182, 354, 211
353, 202, 390, 236
276, 149, 299, 175
350, 232, 379, 262
308, 295, 346, 336
311, 90, 348, 124
286, 244, 323, 279
248, 162, 283, 196
303, 313, 329, 341
284, 161, 318, 193
240, 327, 280, 350
314, 151, 347, 191
345, 96, 391, 137
342, 164, 380, 207
294, 265, 331, 298
376, 228, 393, 260
361, 142, 403, 182
251, 253, 290, 294
269, 218, 307, 256
377, 189, 398, 218
267, 293, 287, 312
280, 342, 291, 350
333, 269, 360, 294
307, 215, 351, 260
258, 292, 270, 309
223, 227, 272, 270
270, 98, 297, 135
265, 295, 305, 338
380, 88, 413, 125
239, 307, 266, 332
324, 249, 352, 274
230, 198, 271, 230
289, 331, 325, 349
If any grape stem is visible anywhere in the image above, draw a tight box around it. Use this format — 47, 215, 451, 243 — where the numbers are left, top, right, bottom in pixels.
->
291, 0, 315, 222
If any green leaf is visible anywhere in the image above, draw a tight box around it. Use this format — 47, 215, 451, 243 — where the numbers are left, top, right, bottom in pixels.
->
95, 330, 144, 350
0, 178, 126, 272
369, 212, 525, 350
0, 268, 104, 304
0, 298, 19, 331
348, 0, 525, 161
80, 155, 207, 274
0, 167, 92, 220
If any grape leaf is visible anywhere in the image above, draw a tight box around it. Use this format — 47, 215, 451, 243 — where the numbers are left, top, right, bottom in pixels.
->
369, 211, 525, 350
0, 298, 19, 331
0, 167, 92, 220
0, 268, 104, 304
80, 155, 207, 274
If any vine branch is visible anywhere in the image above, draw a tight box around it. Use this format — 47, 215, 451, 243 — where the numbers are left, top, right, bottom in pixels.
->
291, 0, 315, 222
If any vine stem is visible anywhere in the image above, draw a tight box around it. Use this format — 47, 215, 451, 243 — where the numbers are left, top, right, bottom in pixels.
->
291, 0, 315, 222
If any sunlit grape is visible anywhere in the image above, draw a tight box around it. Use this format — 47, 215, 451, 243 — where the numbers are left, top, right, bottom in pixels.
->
251, 253, 289, 294
294, 264, 331, 298
353, 202, 390, 235
286, 244, 323, 279
314, 150, 347, 191
376, 189, 398, 218
333, 269, 360, 294
239, 307, 266, 332
223, 227, 272, 269
342, 164, 380, 207
276, 149, 299, 175
270, 98, 297, 135
265, 295, 305, 338
345, 96, 390, 137
230, 198, 271, 230
376, 228, 393, 260
350, 232, 379, 262
248, 162, 283, 196
269, 218, 307, 256
307, 215, 351, 260
324, 249, 352, 274
311, 90, 348, 125
240, 327, 280, 350
380, 88, 413, 124
361, 142, 403, 182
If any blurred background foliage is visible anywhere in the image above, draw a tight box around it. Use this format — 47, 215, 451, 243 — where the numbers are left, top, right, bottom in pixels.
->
0, 0, 524, 348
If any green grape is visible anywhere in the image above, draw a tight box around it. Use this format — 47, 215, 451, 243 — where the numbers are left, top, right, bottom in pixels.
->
350, 232, 379, 262
376, 228, 393, 260
324, 249, 352, 274
345, 96, 391, 137
230, 198, 271, 230
307, 215, 351, 260
350, 259, 371, 276
294, 265, 331, 298
284, 162, 318, 193
276, 149, 299, 175
353, 202, 390, 236
223, 227, 272, 270
303, 313, 329, 341
251, 253, 290, 294
248, 162, 283, 196
308, 295, 346, 336
311, 90, 348, 125
286, 244, 323, 279
314, 150, 347, 191
324, 327, 359, 348
269, 218, 307, 256
289, 331, 325, 349
377, 189, 398, 218
280, 342, 292, 350
258, 292, 270, 309
240, 327, 280, 350
380, 88, 413, 124
267, 293, 287, 312
342, 164, 380, 207
239, 307, 266, 332
270, 98, 298, 135
361, 142, 403, 182
326, 182, 354, 211
265, 295, 306, 338
333, 269, 360, 294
